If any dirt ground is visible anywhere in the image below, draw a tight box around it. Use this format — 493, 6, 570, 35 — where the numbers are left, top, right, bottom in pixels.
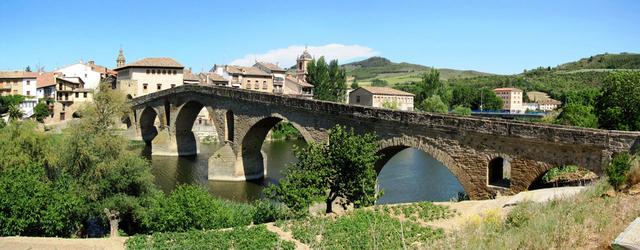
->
0, 236, 127, 250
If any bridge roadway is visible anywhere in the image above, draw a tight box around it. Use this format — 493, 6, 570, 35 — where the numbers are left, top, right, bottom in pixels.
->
127, 84, 640, 199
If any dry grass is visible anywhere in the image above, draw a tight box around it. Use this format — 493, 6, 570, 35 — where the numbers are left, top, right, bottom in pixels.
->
433, 181, 640, 249
628, 156, 640, 186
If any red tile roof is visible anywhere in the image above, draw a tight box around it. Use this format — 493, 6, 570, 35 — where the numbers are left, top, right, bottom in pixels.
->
36, 72, 58, 88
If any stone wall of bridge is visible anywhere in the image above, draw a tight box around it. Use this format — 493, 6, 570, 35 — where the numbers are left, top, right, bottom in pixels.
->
130, 84, 640, 199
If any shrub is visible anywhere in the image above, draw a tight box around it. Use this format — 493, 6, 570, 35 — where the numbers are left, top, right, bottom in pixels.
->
605, 153, 631, 190
126, 225, 295, 250
138, 185, 254, 233
251, 199, 293, 224
284, 209, 444, 249
0, 165, 85, 236
451, 105, 472, 116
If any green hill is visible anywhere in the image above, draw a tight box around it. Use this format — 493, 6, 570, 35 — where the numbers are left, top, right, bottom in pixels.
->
343, 57, 492, 86
554, 53, 640, 71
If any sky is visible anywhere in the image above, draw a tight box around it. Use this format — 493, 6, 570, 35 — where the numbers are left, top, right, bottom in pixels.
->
1, 0, 639, 74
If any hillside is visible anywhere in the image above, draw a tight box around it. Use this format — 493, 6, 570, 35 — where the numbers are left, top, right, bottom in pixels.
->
554, 52, 640, 71
343, 57, 492, 85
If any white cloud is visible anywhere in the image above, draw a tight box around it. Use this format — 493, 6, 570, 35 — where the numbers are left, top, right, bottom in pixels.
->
229, 44, 378, 68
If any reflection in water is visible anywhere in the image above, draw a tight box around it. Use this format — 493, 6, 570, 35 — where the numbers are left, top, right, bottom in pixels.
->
145, 141, 466, 204
147, 140, 306, 202
376, 148, 466, 204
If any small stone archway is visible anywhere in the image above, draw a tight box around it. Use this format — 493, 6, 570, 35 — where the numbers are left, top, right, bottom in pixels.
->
139, 106, 159, 144
375, 138, 475, 199
173, 100, 218, 156
239, 115, 314, 180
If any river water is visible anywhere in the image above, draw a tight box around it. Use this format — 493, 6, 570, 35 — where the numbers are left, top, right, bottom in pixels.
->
145, 139, 466, 204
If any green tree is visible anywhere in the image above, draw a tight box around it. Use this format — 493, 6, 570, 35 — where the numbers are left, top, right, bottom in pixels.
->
451, 105, 472, 116
350, 77, 359, 89
554, 104, 598, 128
0, 95, 25, 114
596, 71, 640, 131
421, 95, 448, 114
605, 153, 632, 190
33, 101, 51, 122
307, 57, 346, 102
371, 79, 388, 87
328, 59, 348, 102
53, 80, 157, 235
265, 125, 380, 214
8, 105, 24, 120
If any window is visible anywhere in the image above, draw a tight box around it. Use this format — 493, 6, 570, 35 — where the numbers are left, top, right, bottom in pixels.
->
152, 69, 156, 74
254, 82, 259, 89
262, 81, 267, 89
84, 93, 87, 98
26, 80, 30, 85
157, 84, 162, 90
146, 69, 150, 74
356, 96, 361, 103
143, 83, 148, 90
162, 70, 166, 74
75, 92, 79, 98
173, 70, 177, 75
26, 91, 30, 96
84, 73, 87, 78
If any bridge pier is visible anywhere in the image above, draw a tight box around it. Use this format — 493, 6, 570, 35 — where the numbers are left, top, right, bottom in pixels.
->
208, 143, 265, 181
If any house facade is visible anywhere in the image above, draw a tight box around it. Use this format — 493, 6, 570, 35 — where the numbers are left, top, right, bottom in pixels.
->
54, 60, 111, 89
0, 71, 39, 117
115, 57, 185, 98
212, 65, 273, 93
254, 62, 286, 94
349, 86, 414, 111
494, 87, 524, 113
47, 77, 93, 123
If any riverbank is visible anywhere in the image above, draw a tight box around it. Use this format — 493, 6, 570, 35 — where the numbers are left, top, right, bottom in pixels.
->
4, 186, 619, 250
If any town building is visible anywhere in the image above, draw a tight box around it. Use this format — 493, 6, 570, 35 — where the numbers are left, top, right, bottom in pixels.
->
254, 62, 286, 94
0, 71, 39, 117
284, 76, 313, 98
524, 91, 562, 112
114, 56, 185, 98
523, 102, 539, 112
493, 87, 524, 113
54, 60, 112, 89
198, 72, 229, 86
48, 76, 93, 122
36, 72, 58, 100
295, 47, 313, 82
212, 65, 273, 93
183, 68, 200, 85
538, 99, 562, 111
348, 86, 414, 111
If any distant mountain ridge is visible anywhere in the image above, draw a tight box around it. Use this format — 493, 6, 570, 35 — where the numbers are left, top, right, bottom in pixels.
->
554, 53, 640, 71
341, 56, 491, 82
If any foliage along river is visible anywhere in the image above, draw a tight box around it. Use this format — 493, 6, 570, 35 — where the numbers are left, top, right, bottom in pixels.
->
142, 139, 466, 204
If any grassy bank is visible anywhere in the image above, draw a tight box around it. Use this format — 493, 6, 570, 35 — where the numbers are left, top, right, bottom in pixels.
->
126, 225, 295, 250
435, 182, 640, 249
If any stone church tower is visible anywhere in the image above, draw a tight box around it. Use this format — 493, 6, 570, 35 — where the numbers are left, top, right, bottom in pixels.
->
116, 48, 126, 68
296, 47, 312, 81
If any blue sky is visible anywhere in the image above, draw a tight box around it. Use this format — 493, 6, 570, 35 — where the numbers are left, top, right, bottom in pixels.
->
1, 0, 639, 74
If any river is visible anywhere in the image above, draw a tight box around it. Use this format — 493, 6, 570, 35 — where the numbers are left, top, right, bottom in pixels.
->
144, 139, 466, 204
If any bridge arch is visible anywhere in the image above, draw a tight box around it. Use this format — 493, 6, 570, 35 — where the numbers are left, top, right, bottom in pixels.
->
375, 138, 474, 199
140, 106, 159, 144
173, 100, 217, 156
239, 114, 313, 179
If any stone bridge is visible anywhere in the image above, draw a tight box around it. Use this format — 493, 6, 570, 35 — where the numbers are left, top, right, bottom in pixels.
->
128, 84, 640, 199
